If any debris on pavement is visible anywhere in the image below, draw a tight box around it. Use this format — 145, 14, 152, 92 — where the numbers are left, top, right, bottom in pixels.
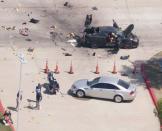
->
22, 22, 27, 25
92, 6, 98, 10
50, 25, 56, 29
1, 0, 4, 2
67, 39, 77, 47
66, 32, 76, 39
63, 53, 72, 56
120, 55, 130, 60
29, 18, 39, 24
121, 72, 129, 76
61, 48, 66, 51
27, 47, 34, 52
19, 28, 29, 36
92, 52, 96, 56
25, 38, 32, 41
63, 2, 72, 8
1, 26, 16, 31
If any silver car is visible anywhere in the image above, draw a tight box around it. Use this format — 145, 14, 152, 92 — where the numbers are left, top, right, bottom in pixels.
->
70, 76, 136, 102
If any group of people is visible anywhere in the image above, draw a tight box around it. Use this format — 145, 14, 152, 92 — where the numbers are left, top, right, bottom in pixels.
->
15, 71, 60, 111
35, 72, 60, 110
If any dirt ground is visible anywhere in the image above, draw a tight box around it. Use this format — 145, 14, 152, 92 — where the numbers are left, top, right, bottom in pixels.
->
0, 0, 162, 131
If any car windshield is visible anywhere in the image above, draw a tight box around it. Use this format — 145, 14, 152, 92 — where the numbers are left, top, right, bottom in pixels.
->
87, 77, 100, 86
117, 79, 130, 89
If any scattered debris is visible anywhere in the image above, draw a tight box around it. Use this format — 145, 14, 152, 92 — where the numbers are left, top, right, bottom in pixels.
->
64, 2, 72, 8
1, 0, 4, 2
92, 52, 96, 56
67, 39, 77, 47
27, 47, 34, 52
61, 48, 66, 51
120, 55, 130, 60
63, 53, 72, 56
92, 6, 98, 10
29, 18, 39, 24
25, 38, 32, 41
67, 32, 75, 38
22, 22, 27, 25
50, 25, 56, 29
19, 28, 29, 36
121, 72, 129, 76
1, 26, 15, 31
6, 27, 11, 30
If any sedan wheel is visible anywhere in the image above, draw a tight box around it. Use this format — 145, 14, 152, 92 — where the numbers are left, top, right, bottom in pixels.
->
76, 90, 85, 98
114, 95, 123, 103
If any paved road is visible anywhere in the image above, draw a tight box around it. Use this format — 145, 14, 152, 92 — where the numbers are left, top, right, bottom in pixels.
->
0, 0, 161, 131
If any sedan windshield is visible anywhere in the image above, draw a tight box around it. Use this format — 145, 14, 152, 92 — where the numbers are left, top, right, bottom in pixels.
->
117, 79, 130, 89
87, 77, 100, 86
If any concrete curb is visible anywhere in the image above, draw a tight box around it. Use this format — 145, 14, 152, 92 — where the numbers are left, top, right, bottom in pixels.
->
141, 64, 158, 108
0, 100, 15, 131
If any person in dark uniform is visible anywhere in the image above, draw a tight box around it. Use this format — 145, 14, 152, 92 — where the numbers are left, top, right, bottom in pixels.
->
35, 84, 42, 110
47, 72, 55, 84
113, 19, 119, 29
84, 14, 92, 27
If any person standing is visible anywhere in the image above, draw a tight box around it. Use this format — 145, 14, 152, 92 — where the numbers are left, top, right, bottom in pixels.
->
16, 91, 22, 111
84, 14, 93, 28
35, 83, 42, 110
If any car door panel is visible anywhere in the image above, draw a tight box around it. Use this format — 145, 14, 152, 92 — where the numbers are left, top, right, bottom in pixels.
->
99, 83, 120, 99
87, 83, 105, 98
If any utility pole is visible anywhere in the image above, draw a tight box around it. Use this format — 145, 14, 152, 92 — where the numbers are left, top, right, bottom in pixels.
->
16, 52, 27, 131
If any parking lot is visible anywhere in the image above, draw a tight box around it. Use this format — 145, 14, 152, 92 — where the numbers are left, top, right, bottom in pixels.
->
0, 47, 160, 131
0, 0, 162, 131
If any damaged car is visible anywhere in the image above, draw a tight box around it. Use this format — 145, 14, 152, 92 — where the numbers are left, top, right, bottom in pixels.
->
78, 19, 139, 50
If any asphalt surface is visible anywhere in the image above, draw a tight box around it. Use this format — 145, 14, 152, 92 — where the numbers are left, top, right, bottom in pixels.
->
0, 0, 162, 131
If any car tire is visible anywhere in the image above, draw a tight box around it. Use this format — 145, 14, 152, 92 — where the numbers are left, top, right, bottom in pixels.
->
76, 90, 85, 98
114, 95, 123, 103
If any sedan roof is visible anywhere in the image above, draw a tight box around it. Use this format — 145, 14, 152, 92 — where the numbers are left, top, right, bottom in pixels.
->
98, 76, 119, 85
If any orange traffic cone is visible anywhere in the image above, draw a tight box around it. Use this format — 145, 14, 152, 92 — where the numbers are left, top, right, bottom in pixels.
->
54, 63, 60, 74
95, 62, 100, 74
44, 60, 49, 74
112, 62, 117, 74
69, 61, 74, 74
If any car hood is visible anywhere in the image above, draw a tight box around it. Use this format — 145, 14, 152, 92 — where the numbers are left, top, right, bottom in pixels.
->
73, 79, 88, 88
